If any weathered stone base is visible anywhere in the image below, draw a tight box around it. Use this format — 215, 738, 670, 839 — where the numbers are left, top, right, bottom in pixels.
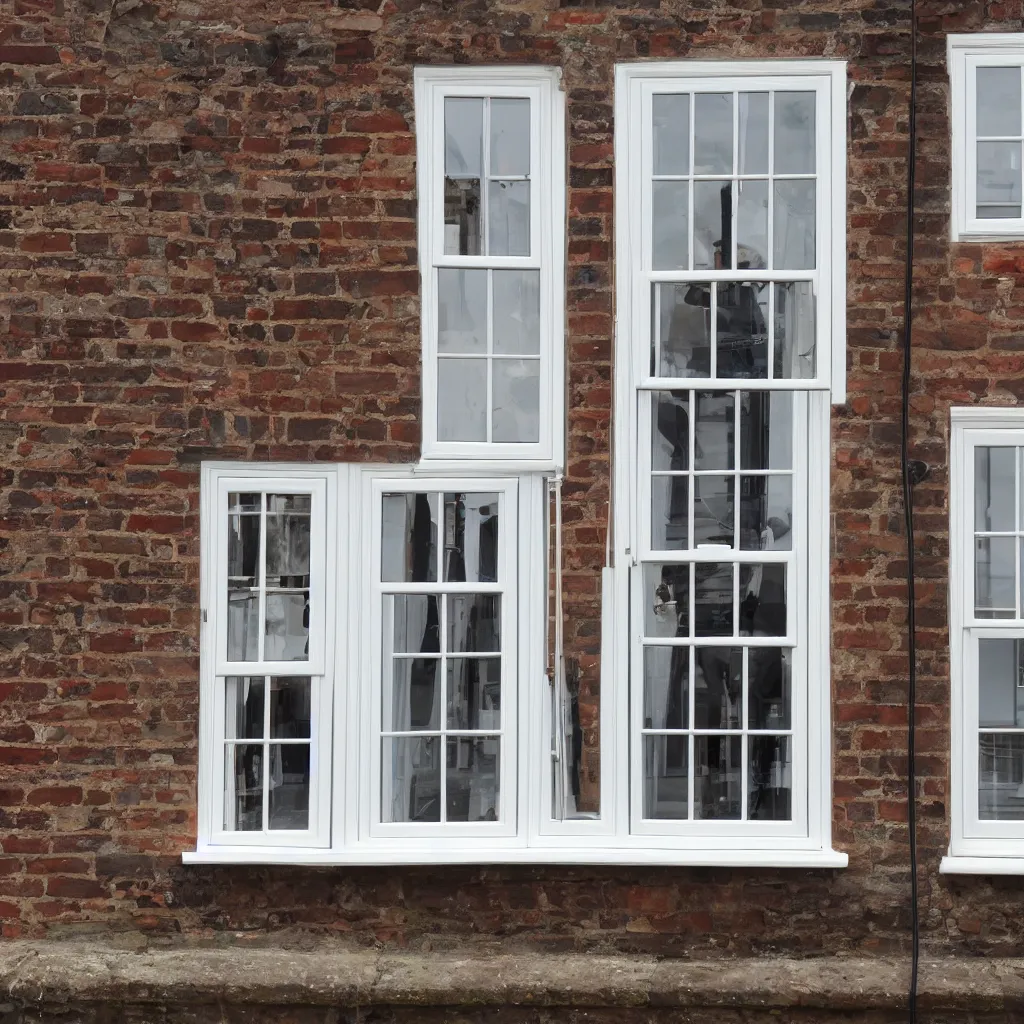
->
2, 942, 1024, 1023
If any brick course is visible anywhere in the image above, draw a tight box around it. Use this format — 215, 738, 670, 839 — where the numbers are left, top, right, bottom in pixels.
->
0, 0, 1022, 960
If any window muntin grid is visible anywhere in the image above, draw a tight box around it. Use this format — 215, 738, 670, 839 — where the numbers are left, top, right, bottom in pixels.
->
378, 490, 506, 827
644, 87, 819, 385
635, 385, 797, 826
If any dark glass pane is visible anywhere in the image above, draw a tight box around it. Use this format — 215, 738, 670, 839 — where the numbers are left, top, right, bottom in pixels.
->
225, 744, 263, 831
270, 677, 311, 739
694, 646, 742, 729
383, 737, 441, 823
226, 676, 264, 740
748, 735, 791, 820
447, 594, 501, 653
739, 563, 786, 637
447, 657, 501, 730
645, 562, 690, 639
695, 562, 734, 637
748, 648, 791, 729
268, 744, 310, 830
446, 737, 500, 822
382, 492, 439, 583
388, 658, 440, 731
716, 281, 768, 379
694, 735, 742, 819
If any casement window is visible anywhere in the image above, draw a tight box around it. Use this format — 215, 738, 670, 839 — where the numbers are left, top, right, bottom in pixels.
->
414, 67, 565, 467
608, 60, 847, 863
943, 408, 1024, 874
949, 34, 1024, 241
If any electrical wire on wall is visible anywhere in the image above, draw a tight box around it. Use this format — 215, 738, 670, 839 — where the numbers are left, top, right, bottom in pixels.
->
901, 0, 922, 1019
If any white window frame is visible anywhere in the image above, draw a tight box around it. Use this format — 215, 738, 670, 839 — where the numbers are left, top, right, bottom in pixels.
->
606, 59, 848, 862
942, 407, 1024, 874
949, 34, 1024, 241
197, 465, 337, 851
415, 66, 566, 469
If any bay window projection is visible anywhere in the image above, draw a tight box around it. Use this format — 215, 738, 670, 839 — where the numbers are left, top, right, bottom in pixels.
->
415, 68, 565, 464
946, 411, 1024, 871
616, 60, 845, 851
949, 35, 1024, 240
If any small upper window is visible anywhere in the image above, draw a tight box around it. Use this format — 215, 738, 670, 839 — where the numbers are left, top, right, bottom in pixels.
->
414, 67, 565, 466
949, 35, 1024, 240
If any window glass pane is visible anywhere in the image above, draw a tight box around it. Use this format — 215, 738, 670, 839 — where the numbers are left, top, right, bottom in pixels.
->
977, 67, 1021, 138
382, 493, 438, 584
694, 391, 734, 470
774, 282, 816, 379
693, 93, 733, 174
492, 270, 540, 355
490, 98, 530, 176
738, 92, 769, 174
717, 281, 768, 379
447, 737, 500, 822
693, 474, 734, 547
444, 179, 482, 255
447, 594, 501, 653
226, 676, 264, 740
653, 93, 690, 174
979, 638, 1024, 728
437, 359, 488, 442
382, 737, 440, 823
977, 141, 1023, 215
270, 677, 311, 739
654, 284, 711, 378
694, 735, 741, 819
389, 594, 440, 653
488, 180, 530, 256
225, 745, 262, 831
978, 204, 1022, 219
740, 563, 786, 637
748, 648, 792, 729
643, 735, 689, 819
773, 92, 815, 174
445, 97, 483, 177
227, 591, 259, 662
979, 733, 1024, 820
652, 476, 689, 550
265, 505, 310, 590
442, 493, 499, 584
388, 658, 440, 731
228, 510, 260, 586
643, 646, 688, 729
653, 391, 690, 471
447, 657, 501, 730
645, 562, 690, 639
976, 536, 1016, 618
736, 181, 768, 269
438, 269, 487, 353
652, 181, 690, 271
268, 745, 309, 830
492, 358, 540, 443
695, 562, 734, 637
229, 492, 261, 513
748, 735, 791, 820
975, 446, 1015, 532
740, 391, 793, 470
268, 494, 310, 514
264, 593, 309, 661
740, 475, 792, 551
694, 180, 731, 270
694, 646, 742, 728
444, 98, 483, 256
773, 181, 815, 270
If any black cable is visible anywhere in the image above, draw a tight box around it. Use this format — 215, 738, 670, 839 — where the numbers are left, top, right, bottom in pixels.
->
900, 0, 920, 1020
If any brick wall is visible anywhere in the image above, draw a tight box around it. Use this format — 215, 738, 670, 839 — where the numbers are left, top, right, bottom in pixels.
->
1, 0, 1023, 955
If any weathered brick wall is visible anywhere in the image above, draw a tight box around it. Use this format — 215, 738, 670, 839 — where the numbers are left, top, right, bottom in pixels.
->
1, 0, 1023, 955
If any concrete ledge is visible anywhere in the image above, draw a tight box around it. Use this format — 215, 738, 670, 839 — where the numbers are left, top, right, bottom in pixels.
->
1, 942, 1022, 1012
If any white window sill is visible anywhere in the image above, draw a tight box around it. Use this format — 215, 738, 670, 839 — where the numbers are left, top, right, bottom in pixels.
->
940, 854, 1024, 875
183, 846, 849, 869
